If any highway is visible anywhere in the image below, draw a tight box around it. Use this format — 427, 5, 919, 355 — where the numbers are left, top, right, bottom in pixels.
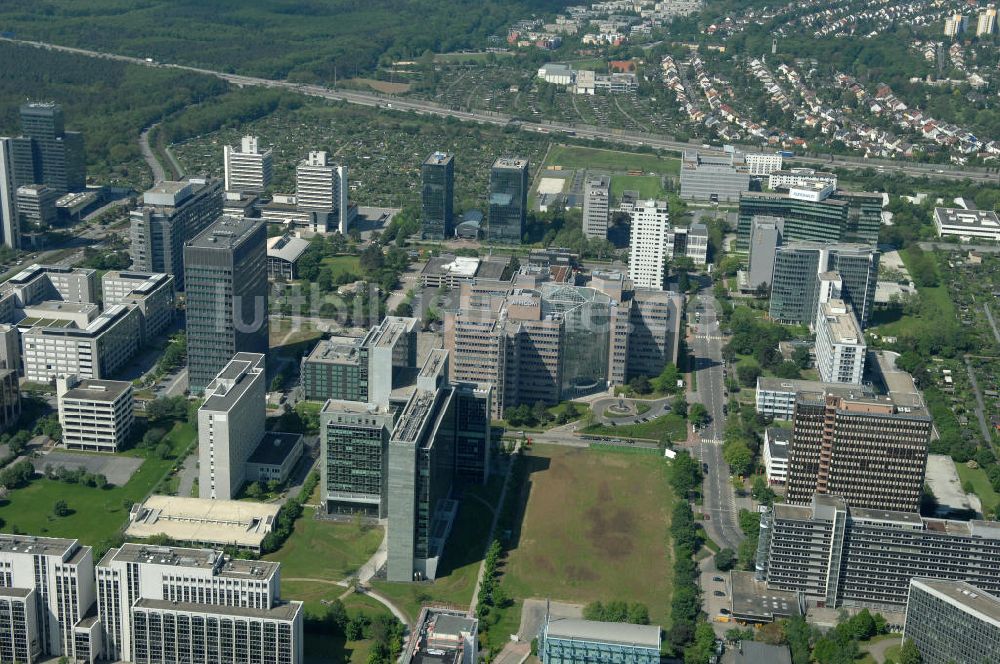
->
3, 36, 997, 184
689, 285, 744, 552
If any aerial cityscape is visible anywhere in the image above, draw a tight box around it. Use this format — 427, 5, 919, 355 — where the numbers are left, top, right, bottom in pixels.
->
0, 0, 999, 663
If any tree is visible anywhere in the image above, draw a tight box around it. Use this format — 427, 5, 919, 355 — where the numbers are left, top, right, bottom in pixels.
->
736, 362, 762, 387
154, 442, 172, 460
751, 475, 776, 506
774, 361, 801, 379
714, 548, 735, 571
651, 363, 681, 393
629, 375, 651, 394
898, 639, 922, 664
723, 441, 754, 477
688, 403, 710, 427
627, 603, 649, 625
270, 374, 284, 392
672, 394, 688, 418
668, 450, 702, 497
246, 481, 263, 499
53, 500, 70, 517
792, 345, 811, 369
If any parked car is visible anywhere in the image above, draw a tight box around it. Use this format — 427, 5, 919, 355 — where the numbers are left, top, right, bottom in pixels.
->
713, 576, 724, 582
713, 590, 726, 597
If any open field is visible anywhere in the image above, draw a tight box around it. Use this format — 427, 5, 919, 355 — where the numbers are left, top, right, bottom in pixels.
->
611, 175, 664, 200
371, 476, 504, 622
582, 413, 687, 442
956, 464, 1000, 516
0, 421, 195, 552
502, 445, 674, 625
546, 145, 679, 175
265, 507, 383, 581
345, 78, 412, 94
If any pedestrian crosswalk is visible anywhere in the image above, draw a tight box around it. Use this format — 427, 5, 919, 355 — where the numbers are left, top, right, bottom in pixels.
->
700, 438, 724, 445
693, 335, 725, 341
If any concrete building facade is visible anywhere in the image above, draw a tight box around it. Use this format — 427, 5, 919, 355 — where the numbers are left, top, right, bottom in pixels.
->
184, 216, 268, 392
903, 579, 1000, 664
0, 138, 19, 248
814, 299, 866, 384
129, 178, 224, 290
223, 136, 272, 194
57, 376, 134, 452
582, 175, 611, 240
679, 150, 750, 203
296, 151, 349, 235
627, 199, 670, 289
100, 271, 175, 340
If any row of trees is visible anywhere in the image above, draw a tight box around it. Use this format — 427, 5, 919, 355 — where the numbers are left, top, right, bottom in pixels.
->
260, 471, 319, 554
582, 601, 649, 625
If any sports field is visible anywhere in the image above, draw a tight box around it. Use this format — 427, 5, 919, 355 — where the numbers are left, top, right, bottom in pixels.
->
502, 445, 674, 625
545, 144, 680, 175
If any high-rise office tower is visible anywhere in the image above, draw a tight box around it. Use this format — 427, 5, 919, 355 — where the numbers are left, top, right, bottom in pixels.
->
224, 136, 273, 194
184, 217, 268, 393
198, 353, 266, 499
320, 400, 395, 517
296, 151, 349, 234
129, 178, 223, 290
9, 102, 86, 195
0, 535, 97, 662
814, 299, 866, 384
769, 242, 879, 327
627, 200, 670, 289
421, 152, 454, 240
786, 389, 931, 512
15, 184, 59, 228
0, 138, 18, 248
582, 175, 611, 239
487, 157, 528, 244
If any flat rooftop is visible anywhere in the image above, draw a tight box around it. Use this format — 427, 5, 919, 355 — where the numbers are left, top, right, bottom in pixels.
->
730, 571, 802, 623
818, 299, 862, 343
757, 376, 871, 396
305, 336, 365, 365
934, 206, 1000, 230
202, 353, 265, 412
925, 454, 974, 516
425, 151, 454, 166
187, 215, 261, 249
24, 301, 99, 315
0, 534, 78, 558
134, 598, 302, 622
910, 578, 1000, 628
423, 255, 481, 279
544, 618, 660, 649
493, 157, 529, 170
103, 543, 280, 579
126, 496, 280, 550
248, 432, 302, 466
61, 379, 132, 402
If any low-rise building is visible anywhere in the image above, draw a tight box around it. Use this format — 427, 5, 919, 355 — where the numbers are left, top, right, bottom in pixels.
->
679, 150, 750, 203
245, 431, 304, 485
408, 609, 479, 664
903, 579, 1000, 664
57, 376, 134, 452
538, 617, 660, 664
933, 207, 1000, 242
266, 234, 310, 280
126, 496, 281, 553
666, 222, 709, 265
420, 254, 512, 289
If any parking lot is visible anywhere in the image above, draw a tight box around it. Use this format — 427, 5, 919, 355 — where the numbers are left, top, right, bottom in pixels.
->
38, 450, 144, 486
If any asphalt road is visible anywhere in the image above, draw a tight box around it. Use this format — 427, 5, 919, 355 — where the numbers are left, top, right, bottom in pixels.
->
689, 286, 744, 552
4, 36, 998, 184
139, 124, 167, 184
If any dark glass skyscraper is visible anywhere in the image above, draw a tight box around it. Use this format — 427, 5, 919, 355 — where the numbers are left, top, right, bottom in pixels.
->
487, 157, 528, 244
421, 152, 454, 240
10, 103, 86, 194
183, 216, 268, 392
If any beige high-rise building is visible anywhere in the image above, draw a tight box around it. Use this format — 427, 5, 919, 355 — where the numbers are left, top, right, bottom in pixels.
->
977, 6, 997, 35
786, 389, 931, 512
223, 135, 273, 194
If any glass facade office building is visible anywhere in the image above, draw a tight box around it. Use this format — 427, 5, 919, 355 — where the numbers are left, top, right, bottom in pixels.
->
539, 618, 661, 664
539, 284, 612, 399
487, 158, 528, 244
421, 152, 454, 240
737, 190, 881, 252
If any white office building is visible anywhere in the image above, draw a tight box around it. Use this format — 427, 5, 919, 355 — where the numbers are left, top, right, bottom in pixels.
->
198, 353, 266, 500
0, 138, 18, 249
96, 543, 302, 664
100, 271, 175, 340
933, 207, 1000, 242
666, 222, 709, 266
296, 151, 349, 234
57, 375, 134, 452
582, 175, 611, 239
627, 200, 670, 289
768, 168, 837, 192
0, 535, 97, 663
763, 427, 790, 484
814, 299, 866, 384
745, 153, 783, 177
223, 136, 273, 194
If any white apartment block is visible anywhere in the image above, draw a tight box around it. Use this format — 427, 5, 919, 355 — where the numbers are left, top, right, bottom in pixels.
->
978, 7, 997, 35
100, 271, 175, 340
815, 299, 866, 384
768, 168, 838, 192
198, 353, 266, 500
945, 13, 968, 36
628, 200, 670, 289
295, 151, 349, 234
0, 535, 97, 663
744, 152, 783, 177
96, 543, 301, 664
57, 375, 134, 452
763, 427, 790, 484
224, 136, 273, 194
582, 175, 611, 239
20, 304, 143, 382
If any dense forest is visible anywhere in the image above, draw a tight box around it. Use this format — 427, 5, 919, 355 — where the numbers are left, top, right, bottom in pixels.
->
0, 0, 576, 81
0, 41, 307, 189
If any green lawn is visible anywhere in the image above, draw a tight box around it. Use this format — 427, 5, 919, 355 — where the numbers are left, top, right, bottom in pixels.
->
955, 463, 1000, 515
503, 445, 674, 625
371, 476, 504, 623
582, 413, 687, 442
0, 421, 196, 553
321, 255, 362, 281
545, 145, 679, 175
265, 507, 383, 581
298, 592, 394, 664
871, 248, 957, 338
611, 175, 664, 200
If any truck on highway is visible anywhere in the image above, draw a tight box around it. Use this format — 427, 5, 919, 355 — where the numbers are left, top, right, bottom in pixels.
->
777, 150, 795, 158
